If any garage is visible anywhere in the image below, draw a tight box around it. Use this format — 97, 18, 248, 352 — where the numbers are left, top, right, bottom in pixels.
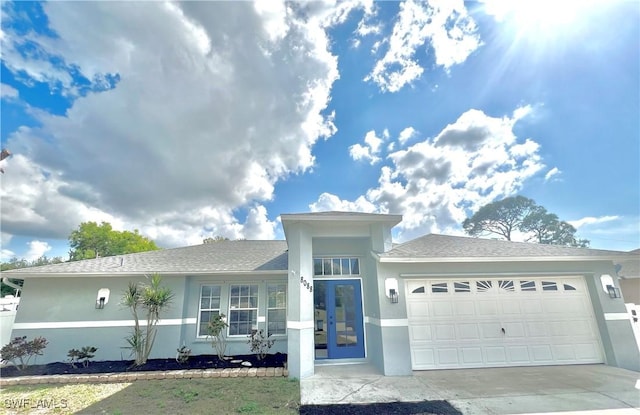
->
406, 277, 604, 370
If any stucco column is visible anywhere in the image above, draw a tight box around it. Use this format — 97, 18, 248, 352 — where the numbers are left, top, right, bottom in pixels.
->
286, 223, 315, 379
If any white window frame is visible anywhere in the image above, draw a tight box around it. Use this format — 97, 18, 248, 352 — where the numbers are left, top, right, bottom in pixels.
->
267, 283, 287, 336
197, 284, 222, 338
228, 284, 259, 337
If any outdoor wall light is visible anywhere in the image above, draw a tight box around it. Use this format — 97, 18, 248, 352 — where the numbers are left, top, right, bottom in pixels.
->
389, 288, 399, 304
606, 284, 621, 299
385, 278, 399, 304
95, 288, 110, 309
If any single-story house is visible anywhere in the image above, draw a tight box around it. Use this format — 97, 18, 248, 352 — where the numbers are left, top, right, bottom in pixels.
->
3, 212, 639, 378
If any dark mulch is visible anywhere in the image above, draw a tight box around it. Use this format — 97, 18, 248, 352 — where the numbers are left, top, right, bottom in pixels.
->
0, 353, 287, 378
300, 400, 463, 415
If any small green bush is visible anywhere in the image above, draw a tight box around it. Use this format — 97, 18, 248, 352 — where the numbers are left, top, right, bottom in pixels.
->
67, 346, 98, 368
247, 329, 274, 360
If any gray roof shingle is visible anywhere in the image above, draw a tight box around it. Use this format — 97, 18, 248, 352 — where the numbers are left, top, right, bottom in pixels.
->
379, 234, 627, 261
3, 240, 288, 275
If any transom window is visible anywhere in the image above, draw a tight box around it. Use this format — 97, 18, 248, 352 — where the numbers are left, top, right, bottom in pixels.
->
228, 284, 259, 336
313, 257, 360, 276
198, 285, 221, 337
431, 282, 448, 293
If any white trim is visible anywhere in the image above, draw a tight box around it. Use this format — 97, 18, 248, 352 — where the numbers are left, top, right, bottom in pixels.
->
400, 272, 592, 278
604, 313, 632, 321
287, 320, 315, 330
13, 318, 197, 330
365, 316, 408, 327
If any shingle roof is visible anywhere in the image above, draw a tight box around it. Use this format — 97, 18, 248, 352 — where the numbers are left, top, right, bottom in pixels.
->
2, 240, 288, 275
379, 234, 626, 261
617, 249, 640, 278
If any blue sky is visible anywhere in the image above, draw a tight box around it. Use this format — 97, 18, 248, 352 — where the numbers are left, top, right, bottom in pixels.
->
1, 0, 638, 262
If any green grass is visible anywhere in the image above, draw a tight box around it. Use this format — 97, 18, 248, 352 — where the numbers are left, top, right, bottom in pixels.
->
0, 378, 300, 415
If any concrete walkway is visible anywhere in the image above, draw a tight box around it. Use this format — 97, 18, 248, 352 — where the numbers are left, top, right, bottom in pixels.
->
301, 364, 640, 414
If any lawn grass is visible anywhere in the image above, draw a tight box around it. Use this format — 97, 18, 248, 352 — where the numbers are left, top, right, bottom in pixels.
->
0, 377, 300, 414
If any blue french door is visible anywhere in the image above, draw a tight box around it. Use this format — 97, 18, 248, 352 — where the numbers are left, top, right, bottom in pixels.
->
314, 280, 365, 359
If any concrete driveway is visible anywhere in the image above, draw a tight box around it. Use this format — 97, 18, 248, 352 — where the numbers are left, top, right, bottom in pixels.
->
301, 364, 640, 414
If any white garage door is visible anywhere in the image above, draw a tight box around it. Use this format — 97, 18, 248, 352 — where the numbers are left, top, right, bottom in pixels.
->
406, 277, 604, 370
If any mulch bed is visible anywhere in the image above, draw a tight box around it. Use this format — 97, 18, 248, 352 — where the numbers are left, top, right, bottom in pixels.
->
300, 401, 463, 415
0, 353, 286, 378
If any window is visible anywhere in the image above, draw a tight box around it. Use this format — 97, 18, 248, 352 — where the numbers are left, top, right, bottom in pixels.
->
198, 285, 221, 337
313, 257, 360, 276
563, 284, 577, 291
228, 284, 258, 336
267, 283, 287, 336
520, 281, 536, 291
454, 282, 470, 292
542, 281, 558, 291
432, 282, 448, 293
412, 286, 426, 294
476, 280, 493, 292
498, 280, 515, 292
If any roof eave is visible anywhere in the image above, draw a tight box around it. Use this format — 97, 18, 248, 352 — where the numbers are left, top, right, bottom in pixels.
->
0, 270, 288, 278
377, 255, 627, 263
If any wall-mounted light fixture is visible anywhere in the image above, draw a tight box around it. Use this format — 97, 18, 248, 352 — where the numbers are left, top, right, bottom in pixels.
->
96, 288, 110, 309
385, 278, 399, 304
606, 284, 621, 299
600, 275, 620, 299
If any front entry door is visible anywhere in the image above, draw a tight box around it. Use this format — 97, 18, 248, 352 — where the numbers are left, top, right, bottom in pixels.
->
314, 280, 365, 359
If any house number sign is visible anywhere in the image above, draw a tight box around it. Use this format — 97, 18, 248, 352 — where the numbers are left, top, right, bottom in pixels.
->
300, 276, 313, 292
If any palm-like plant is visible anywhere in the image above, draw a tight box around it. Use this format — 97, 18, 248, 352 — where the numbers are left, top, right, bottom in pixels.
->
122, 274, 173, 366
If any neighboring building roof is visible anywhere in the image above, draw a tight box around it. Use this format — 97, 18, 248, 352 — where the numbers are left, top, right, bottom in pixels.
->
2, 240, 289, 276
378, 234, 628, 263
617, 249, 640, 279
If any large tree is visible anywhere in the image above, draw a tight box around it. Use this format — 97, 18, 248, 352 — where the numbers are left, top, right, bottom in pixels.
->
463, 196, 589, 247
68, 222, 159, 261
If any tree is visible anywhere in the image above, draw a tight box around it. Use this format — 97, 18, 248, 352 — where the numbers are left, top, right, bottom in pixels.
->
463, 196, 536, 241
203, 236, 229, 244
463, 196, 589, 247
68, 222, 159, 261
122, 274, 173, 366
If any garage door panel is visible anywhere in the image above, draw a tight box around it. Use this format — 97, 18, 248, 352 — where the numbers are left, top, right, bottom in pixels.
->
485, 347, 507, 363
433, 302, 453, 317
435, 324, 455, 340
407, 276, 603, 370
458, 323, 480, 340
477, 300, 499, 315
507, 346, 530, 362
409, 324, 431, 341
461, 347, 483, 364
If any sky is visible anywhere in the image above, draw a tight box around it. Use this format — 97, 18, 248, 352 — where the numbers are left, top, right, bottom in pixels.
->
0, 0, 638, 262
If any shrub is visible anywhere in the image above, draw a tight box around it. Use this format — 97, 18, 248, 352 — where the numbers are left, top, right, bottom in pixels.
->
67, 346, 98, 368
247, 329, 274, 360
176, 345, 191, 364
0, 336, 48, 370
206, 313, 229, 360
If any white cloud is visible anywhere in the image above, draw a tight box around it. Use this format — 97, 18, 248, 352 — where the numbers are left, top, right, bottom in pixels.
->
310, 192, 377, 213
544, 167, 561, 181
24, 240, 52, 261
0, 250, 16, 262
569, 215, 620, 229
349, 129, 389, 164
314, 107, 545, 241
1, 83, 18, 100
1, 2, 367, 247
398, 126, 416, 145
365, 0, 481, 92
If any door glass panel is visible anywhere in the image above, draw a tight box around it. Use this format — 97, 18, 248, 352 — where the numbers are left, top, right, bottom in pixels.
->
314, 281, 327, 358
335, 284, 356, 347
